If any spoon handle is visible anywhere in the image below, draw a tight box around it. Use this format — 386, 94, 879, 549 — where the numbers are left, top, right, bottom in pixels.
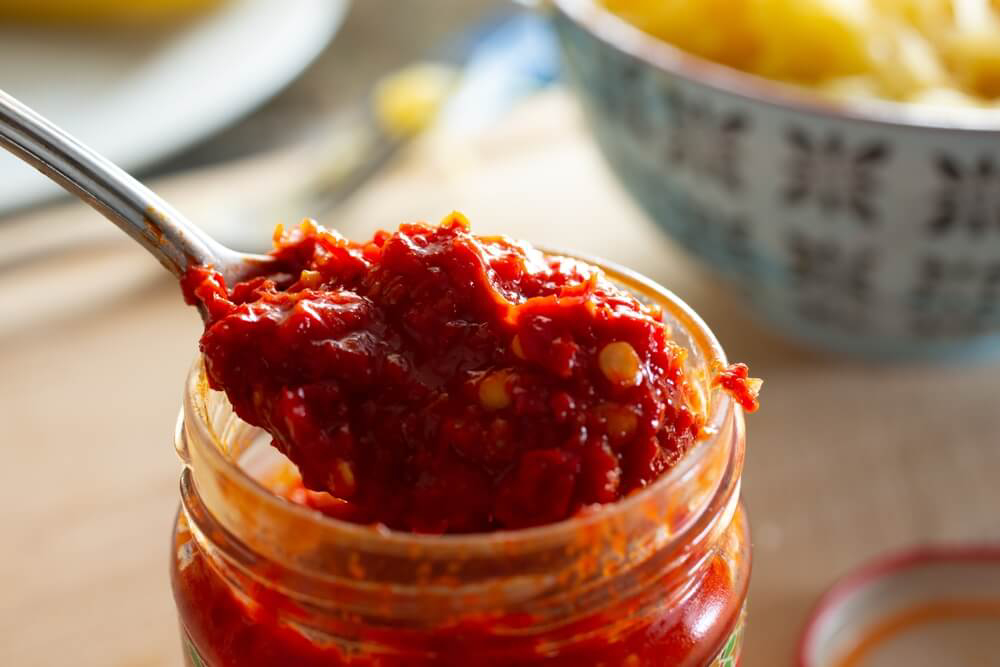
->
0, 89, 230, 278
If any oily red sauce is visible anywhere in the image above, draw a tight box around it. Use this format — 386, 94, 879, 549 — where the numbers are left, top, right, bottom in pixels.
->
183, 215, 756, 534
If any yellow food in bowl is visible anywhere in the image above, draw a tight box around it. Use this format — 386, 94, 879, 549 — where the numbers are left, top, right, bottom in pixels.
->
602, 0, 1000, 106
0, 0, 224, 22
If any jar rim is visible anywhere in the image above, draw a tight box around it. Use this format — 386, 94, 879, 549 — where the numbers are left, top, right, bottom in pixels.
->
183, 250, 735, 556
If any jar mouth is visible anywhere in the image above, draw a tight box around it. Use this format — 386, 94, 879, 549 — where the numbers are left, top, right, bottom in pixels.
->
183, 251, 735, 556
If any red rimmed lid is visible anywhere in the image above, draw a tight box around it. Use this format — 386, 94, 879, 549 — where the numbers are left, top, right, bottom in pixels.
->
798, 545, 1000, 667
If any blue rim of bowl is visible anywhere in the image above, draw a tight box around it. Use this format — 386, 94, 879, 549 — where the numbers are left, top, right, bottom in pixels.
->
552, 0, 1000, 133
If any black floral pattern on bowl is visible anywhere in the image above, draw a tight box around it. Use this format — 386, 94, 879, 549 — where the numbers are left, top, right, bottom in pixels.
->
909, 256, 1000, 337
783, 128, 890, 225
928, 155, 1000, 236
787, 231, 878, 331
666, 91, 750, 193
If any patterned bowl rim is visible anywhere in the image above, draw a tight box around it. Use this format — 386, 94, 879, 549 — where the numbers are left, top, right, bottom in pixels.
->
796, 544, 1000, 667
552, 0, 1000, 133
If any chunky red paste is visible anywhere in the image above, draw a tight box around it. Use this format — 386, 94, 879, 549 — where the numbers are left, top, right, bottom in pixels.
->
713, 363, 760, 413
182, 214, 755, 534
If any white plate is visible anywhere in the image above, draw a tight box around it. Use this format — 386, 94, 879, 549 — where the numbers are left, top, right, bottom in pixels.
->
0, 0, 349, 214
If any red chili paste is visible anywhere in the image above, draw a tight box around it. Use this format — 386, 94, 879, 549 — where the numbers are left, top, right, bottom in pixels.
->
182, 214, 756, 534
713, 363, 760, 413
176, 214, 757, 666
172, 507, 744, 667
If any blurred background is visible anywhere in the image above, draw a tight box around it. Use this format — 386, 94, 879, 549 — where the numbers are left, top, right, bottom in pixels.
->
1, 1, 999, 666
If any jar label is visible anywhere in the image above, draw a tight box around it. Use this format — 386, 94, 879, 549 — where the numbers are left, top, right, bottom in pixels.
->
707, 606, 747, 667
182, 629, 208, 667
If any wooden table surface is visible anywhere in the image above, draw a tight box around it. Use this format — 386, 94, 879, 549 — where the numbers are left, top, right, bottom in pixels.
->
2, 92, 999, 667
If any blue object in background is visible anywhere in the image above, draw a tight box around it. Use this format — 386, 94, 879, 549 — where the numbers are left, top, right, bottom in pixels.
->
438, 10, 561, 135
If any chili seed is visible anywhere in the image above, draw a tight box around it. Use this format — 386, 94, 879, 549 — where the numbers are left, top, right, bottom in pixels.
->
479, 371, 512, 410
599, 341, 642, 387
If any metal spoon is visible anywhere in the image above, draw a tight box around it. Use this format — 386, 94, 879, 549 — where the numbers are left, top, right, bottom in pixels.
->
0, 89, 274, 291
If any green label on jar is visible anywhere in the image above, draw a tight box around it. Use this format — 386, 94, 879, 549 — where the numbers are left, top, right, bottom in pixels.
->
707, 606, 746, 667
182, 630, 207, 667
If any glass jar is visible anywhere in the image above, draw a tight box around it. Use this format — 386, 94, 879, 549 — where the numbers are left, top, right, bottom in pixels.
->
170, 257, 751, 667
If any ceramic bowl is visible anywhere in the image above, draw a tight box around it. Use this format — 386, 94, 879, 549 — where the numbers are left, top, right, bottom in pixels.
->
551, 0, 1000, 359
